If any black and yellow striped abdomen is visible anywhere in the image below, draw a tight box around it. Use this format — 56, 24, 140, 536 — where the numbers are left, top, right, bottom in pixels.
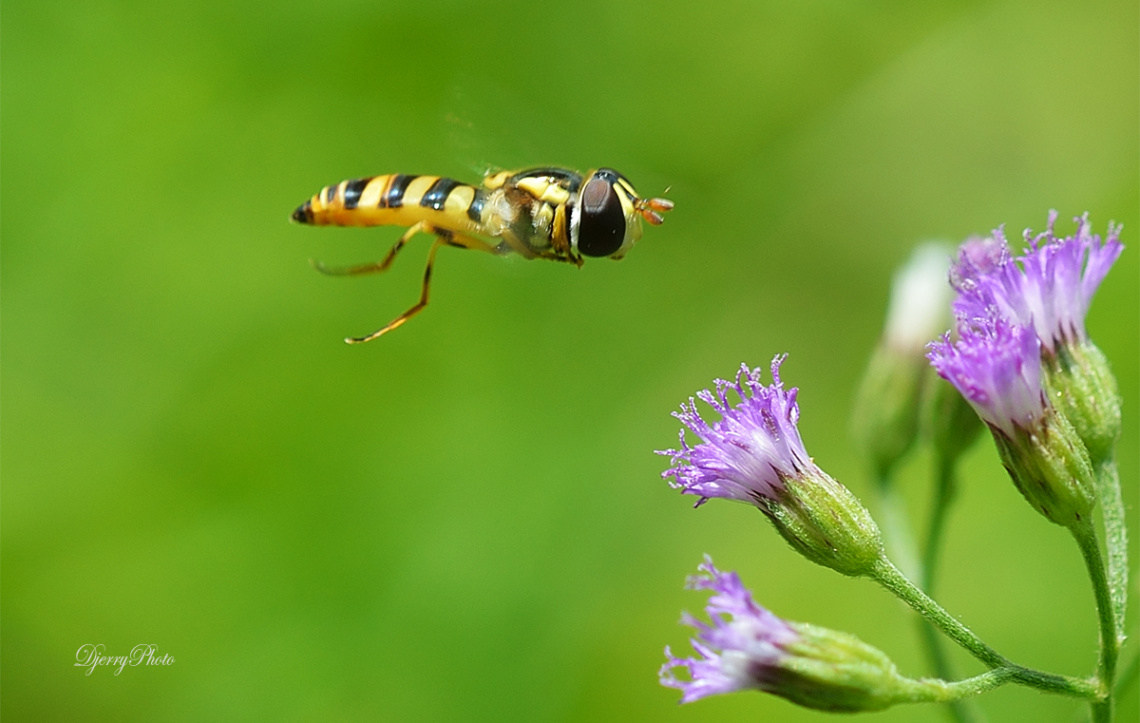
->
292, 174, 488, 235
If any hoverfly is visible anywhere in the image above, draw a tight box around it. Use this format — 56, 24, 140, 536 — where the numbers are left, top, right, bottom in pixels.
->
291, 167, 673, 343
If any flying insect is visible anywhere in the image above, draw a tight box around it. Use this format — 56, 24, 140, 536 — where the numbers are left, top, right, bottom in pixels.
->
291, 167, 673, 343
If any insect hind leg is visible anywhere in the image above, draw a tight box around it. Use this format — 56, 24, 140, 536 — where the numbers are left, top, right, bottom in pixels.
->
343, 227, 498, 344
312, 221, 430, 277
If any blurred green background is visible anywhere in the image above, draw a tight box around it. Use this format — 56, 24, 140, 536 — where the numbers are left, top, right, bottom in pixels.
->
3, 0, 1137, 720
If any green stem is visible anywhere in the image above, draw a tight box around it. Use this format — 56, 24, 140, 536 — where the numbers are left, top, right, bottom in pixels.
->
919, 457, 987, 723
1071, 518, 1118, 722
877, 472, 982, 723
919, 618, 986, 723
922, 458, 957, 591
873, 555, 1002, 667
928, 667, 1016, 702
1093, 460, 1128, 645
871, 555, 1100, 699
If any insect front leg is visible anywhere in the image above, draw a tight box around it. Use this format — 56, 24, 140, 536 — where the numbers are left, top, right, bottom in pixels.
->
311, 221, 429, 277
494, 230, 539, 260
538, 250, 584, 268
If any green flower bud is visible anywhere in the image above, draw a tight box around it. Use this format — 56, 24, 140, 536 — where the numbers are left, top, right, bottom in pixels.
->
852, 346, 926, 478
777, 623, 949, 712
767, 469, 884, 578
852, 245, 954, 478
991, 407, 1096, 528
1042, 341, 1122, 467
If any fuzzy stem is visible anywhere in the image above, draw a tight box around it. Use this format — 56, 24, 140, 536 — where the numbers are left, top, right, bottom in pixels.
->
1093, 460, 1128, 645
871, 555, 1100, 699
1071, 518, 1117, 722
919, 457, 986, 723
926, 667, 1016, 702
875, 471, 980, 723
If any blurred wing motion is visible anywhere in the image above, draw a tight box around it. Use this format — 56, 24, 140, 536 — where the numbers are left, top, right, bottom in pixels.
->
291, 167, 673, 343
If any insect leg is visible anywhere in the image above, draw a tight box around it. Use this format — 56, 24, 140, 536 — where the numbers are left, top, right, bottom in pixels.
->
312, 221, 428, 277
494, 230, 579, 266
345, 234, 445, 344
538, 250, 584, 268
438, 230, 501, 255
343, 225, 497, 344
494, 230, 539, 260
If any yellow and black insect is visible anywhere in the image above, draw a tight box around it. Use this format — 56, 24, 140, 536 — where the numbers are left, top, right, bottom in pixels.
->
291, 167, 673, 343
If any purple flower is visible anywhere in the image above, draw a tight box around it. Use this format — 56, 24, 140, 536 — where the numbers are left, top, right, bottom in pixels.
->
951, 213, 1123, 354
941, 212, 1124, 468
929, 312, 1095, 526
660, 357, 883, 576
927, 315, 1044, 439
949, 233, 1010, 290
660, 557, 798, 703
659, 356, 813, 506
661, 558, 929, 711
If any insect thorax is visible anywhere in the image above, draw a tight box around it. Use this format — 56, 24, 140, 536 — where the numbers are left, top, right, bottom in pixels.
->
483, 169, 582, 257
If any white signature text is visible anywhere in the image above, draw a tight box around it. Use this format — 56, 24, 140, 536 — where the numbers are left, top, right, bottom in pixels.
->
74, 644, 175, 676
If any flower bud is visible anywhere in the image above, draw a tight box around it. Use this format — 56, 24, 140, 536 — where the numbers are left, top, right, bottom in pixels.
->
852, 345, 926, 479
991, 407, 1095, 527
852, 245, 954, 477
766, 467, 883, 577
1043, 341, 1121, 467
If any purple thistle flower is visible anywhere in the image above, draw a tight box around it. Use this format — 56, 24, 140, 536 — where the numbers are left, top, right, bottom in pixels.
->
660, 356, 883, 576
949, 233, 1010, 291
951, 212, 1123, 354
927, 315, 1045, 439
659, 356, 813, 506
942, 212, 1124, 468
929, 312, 1095, 526
661, 557, 935, 711
660, 556, 798, 703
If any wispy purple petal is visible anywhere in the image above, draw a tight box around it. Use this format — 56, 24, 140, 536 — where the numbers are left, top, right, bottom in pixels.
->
951, 213, 1123, 353
660, 556, 798, 703
658, 356, 816, 506
927, 315, 1045, 438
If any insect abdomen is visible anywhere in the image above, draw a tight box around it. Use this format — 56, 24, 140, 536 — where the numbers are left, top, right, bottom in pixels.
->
291, 174, 488, 233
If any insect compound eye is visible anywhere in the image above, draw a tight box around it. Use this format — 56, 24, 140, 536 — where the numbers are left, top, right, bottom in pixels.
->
577, 175, 628, 257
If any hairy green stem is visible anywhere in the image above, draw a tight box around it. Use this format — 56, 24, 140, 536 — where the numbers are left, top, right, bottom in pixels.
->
919, 617, 986, 723
933, 667, 1015, 701
871, 556, 1100, 699
1071, 518, 1117, 722
1093, 460, 1128, 645
919, 458, 986, 723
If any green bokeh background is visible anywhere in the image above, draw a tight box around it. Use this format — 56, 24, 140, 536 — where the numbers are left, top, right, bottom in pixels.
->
3, 1, 1137, 721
